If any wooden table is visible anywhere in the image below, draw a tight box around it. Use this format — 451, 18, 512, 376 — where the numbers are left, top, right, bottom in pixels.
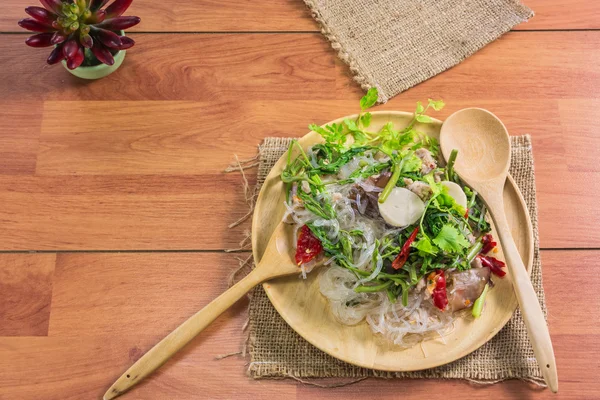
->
1, 1, 599, 399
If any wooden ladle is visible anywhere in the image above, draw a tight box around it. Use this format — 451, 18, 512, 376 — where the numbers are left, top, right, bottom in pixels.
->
440, 108, 558, 393
103, 222, 301, 399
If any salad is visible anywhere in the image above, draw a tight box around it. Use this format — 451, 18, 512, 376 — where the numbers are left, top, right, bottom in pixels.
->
281, 88, 506, 347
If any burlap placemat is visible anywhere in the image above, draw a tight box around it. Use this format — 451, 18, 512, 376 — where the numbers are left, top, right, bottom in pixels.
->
246, 135, 546, 385
304, 0, 533, 102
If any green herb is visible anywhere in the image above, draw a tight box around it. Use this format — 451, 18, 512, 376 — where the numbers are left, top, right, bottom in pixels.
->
360, 112, 372, 127
378, 157, 403, 203
472, 284, 489, 318
432, 224, 470, 253
360, 87, 378, 110
445, 149, 458, 181
309, 122, 346, 146
281, 88, 492, 306
414, 237, 438, 256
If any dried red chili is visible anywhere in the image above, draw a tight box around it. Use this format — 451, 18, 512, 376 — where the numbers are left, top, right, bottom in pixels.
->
295, 225, 323, 265
391, 227, 419, 270
430, 270, 448, 310
480, 234, 497, 255
478, 254, 506, 277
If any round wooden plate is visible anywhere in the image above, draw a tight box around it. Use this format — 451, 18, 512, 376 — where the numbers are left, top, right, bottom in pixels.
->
252, 111, 534, 371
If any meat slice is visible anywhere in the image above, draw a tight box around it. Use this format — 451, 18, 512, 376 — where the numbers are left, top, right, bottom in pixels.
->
448, 268, 491, 311
403, 178, 432, 201
415, 148, 437, 175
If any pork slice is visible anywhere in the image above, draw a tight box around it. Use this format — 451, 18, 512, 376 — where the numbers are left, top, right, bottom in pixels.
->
448, 268, 491, 311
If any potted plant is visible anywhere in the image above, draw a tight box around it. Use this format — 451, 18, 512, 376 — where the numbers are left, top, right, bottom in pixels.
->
19, 0, 140, 79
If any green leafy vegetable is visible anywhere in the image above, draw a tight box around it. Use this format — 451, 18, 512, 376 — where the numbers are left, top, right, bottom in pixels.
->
360, 112, 372, 127
281, 87, 491, 311
428, 99, 445, 111
309, 122, 346, 146
414, 237, 438, 256
360, 87, 378, 110
432, 224, 470, 253
472, 283, 489, 318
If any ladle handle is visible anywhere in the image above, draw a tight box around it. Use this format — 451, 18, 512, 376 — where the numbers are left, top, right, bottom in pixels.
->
103, 269, 266, 400
488, 199, 558, 393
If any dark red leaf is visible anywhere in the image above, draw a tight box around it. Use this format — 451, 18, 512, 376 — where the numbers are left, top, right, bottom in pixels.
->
98, 16, 140, 30
39, 0, 63, 15
91, 43, 115, 65
105, 0, 133, 18
25, 32, 54, 47
18, 18, 55, 32
92, 27, 122, 48
47, 43, 65, 64
62, 38, 79, 59
80, 33, 93, 48
51, 31, 68, 44
66, 46, 85, 70
86, 10, 107, 24
25, 6, 57, 25
89, 0, 110, 11
117, 36, 134, 50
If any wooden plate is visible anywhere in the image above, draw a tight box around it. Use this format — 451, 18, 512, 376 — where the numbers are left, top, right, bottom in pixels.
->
252, 111, 534, 371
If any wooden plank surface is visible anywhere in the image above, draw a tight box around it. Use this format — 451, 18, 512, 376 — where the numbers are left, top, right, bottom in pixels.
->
0, 32, 599, 249
1, 1, 599, 398
0, 254, 55, 336
2, 32, 600, 101
2, 0, 600, 32
0, 250, 596, 399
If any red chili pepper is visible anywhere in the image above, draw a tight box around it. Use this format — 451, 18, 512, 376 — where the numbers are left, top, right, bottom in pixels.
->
295, 225, 323, 265
480, 234, 497, 255
464, 208, 470, 219
392, 227, 419, 270
431, 270, 448, 310
478, 254, 506, 277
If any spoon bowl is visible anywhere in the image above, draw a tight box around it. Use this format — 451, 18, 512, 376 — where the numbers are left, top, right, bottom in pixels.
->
441, 108, 510, 182
440, 108, 558, 393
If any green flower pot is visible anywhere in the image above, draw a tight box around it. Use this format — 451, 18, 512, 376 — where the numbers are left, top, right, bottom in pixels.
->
62, 49, 126, 80
61, 30, 127, 80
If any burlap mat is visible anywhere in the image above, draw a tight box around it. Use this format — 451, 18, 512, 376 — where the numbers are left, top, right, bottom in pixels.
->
304, 0, 533, 102
246, 135, 546, 385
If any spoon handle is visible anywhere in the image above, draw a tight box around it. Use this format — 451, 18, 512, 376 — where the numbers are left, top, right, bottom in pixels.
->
488, 201, 558, 393
103, 269, 267, 400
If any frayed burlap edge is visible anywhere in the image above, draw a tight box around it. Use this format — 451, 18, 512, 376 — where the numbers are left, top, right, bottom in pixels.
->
302, 0, 382, 101
302, 1, 534, 103
225, 135, 547, 388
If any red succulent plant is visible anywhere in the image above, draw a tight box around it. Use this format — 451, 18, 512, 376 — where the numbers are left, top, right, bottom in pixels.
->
19, 0, 140, 69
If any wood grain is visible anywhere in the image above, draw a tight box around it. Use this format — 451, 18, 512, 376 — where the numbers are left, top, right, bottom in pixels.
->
0, 250, 596, 399
0, 254, 55, 336
0, 98, 596, 250
103, 223, 299, 399
2, 32, 600, 102
2, 0, 316, 33
0, 98, 597, 249
335, 31, 600, 100
0, 102, 42, 175
0, 34, 336, 101
0, 175, 253, 250
2, 0, 599, 32
1, 0, 599, 398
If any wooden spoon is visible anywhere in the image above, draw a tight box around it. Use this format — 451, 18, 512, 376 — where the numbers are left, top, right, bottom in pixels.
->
103, 222, 302, 400
440, 108, 558, 393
